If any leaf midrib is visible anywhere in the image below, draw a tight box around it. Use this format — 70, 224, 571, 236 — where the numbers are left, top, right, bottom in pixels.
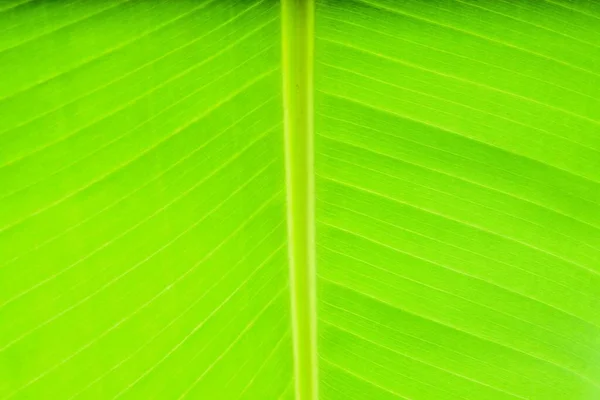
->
281, 0, 318, 399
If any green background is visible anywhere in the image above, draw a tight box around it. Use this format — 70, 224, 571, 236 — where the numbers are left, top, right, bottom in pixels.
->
2, 0, 600, 398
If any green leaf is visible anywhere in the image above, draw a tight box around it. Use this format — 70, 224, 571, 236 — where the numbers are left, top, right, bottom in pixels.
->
316, 0, 600, 399
2, 0, 600, 399
0, 1, 291, 398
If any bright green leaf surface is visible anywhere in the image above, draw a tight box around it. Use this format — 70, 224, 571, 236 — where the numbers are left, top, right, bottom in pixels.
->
0, 1, 292, 399
2, 0, 600, 399
316, 0, 600, 399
